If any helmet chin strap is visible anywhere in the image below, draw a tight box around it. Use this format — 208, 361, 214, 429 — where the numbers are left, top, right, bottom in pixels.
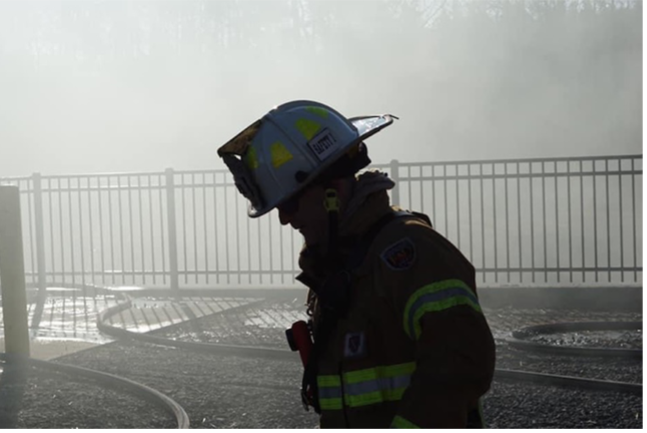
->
323, 187, 341, 261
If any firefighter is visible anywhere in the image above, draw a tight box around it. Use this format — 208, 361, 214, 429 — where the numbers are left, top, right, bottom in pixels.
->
217, 100, 496, 428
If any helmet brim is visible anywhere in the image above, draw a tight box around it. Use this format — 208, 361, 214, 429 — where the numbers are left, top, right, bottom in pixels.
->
350, 115, 395, 141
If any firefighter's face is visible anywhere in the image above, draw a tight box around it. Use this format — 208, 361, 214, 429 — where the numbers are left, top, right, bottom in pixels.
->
277, 183, 330, 246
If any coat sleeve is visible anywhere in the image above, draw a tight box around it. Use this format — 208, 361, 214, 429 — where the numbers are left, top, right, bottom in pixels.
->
374, 219, 496, 428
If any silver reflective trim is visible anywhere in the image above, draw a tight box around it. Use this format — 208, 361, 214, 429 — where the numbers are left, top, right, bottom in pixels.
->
319, 387, 342, 399
344, 374, 411, 396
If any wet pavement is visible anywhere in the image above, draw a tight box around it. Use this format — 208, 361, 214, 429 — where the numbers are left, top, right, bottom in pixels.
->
0, 289, 284, 359
0, 288, 642, 359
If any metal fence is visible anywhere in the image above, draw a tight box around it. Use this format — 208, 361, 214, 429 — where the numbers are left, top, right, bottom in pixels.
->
384, 156, 642, 286
0, 155, 642, 292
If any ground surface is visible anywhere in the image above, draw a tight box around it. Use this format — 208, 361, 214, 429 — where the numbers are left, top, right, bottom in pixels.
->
0, 296, 642, 429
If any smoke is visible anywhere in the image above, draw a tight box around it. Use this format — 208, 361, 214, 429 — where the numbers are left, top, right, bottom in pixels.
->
0, 0, 641, 177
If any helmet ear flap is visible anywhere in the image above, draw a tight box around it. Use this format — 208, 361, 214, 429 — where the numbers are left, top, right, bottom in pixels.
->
351, 142, 372, 172
318, 142, 371, 183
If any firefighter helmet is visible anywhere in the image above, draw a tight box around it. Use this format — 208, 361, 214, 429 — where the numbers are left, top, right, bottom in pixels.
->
217, 100, 396, 217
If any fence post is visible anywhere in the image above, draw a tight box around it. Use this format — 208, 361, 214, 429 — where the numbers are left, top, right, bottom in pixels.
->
30, 173, 48, 330
165, 168, 180, 290
390, 159, 400, 206
0, 186, 31, 357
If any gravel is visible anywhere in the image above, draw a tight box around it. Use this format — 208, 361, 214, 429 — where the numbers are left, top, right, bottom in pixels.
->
496, 342, 642, 384
525, 329, 642, 350
0, 359, 174, 428
51, 342, 318, 429
484, 381, 642, 429
0, 298, 642, 429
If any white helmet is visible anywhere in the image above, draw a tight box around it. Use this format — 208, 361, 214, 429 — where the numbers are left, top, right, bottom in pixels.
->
217, 100, 396, 218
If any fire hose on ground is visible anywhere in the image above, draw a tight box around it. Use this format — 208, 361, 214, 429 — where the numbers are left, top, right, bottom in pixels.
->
0, 351, 190, 429
97, 297, 642, 396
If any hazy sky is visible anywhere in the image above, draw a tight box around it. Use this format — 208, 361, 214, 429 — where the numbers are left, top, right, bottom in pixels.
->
0, 0, 642, 177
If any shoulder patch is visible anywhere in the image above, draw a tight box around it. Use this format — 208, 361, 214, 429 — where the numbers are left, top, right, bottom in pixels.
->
380, 237, 416, 270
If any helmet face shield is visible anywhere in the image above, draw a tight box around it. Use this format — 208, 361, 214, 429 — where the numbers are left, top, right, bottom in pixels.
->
217, 100, 396, 218
217, 120, 266, 213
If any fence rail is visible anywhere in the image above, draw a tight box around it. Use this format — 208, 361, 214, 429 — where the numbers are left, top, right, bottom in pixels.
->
0, 155, 642, 291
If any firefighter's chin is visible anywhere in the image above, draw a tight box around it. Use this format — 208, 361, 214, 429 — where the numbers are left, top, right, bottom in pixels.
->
299, 226, 321, 247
